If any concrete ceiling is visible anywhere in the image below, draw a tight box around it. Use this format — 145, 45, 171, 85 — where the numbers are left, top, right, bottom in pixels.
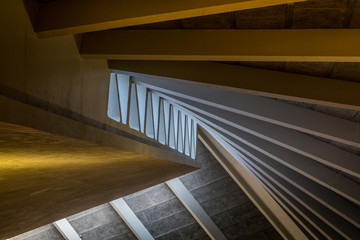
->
121, 0, 360, 84
125, 0, 360, 29
112, 0, 360, 157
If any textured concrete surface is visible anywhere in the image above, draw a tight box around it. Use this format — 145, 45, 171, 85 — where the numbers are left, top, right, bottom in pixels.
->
126, 0, 358, 30
123, 183, 208, 239
331, 63, 360, 83
313, 105, 357, 120
67, 203, 137, 240
9, 224, 64, 240
284, 62, 332, 77
235, 5, 287, 29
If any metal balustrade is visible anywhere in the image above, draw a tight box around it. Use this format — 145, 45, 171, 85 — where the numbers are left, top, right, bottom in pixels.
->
108, 73, 197, 159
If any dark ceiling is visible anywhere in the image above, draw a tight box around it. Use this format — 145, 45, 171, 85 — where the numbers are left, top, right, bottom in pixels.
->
115, 0, 360, 157
120, 0, 360, 84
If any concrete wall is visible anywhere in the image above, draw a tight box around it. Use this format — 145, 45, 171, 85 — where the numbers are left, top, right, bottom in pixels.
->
0, 1, 109, 125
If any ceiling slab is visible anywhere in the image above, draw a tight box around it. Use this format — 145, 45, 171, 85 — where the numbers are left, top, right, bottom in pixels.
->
80, 29, 360, 62
32, 0, 307, 37
0, 122, 197, 239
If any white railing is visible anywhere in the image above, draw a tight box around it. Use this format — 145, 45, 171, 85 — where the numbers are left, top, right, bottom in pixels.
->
108, 73, 197, 159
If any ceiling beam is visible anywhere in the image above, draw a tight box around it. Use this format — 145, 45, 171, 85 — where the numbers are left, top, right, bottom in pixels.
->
32, 0, 306, 38
235, 139, 360, 229
111, 198, 154, 240
53, 219, 81, 240
243, 166, 322, 239
166, 178, 226, 240
152, 90, 360, 179
81, 29, 360, 62
248, 159, 360, 239
202, 122, 360, 238
247, 162, 350, 240
183, 105, 360, 205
